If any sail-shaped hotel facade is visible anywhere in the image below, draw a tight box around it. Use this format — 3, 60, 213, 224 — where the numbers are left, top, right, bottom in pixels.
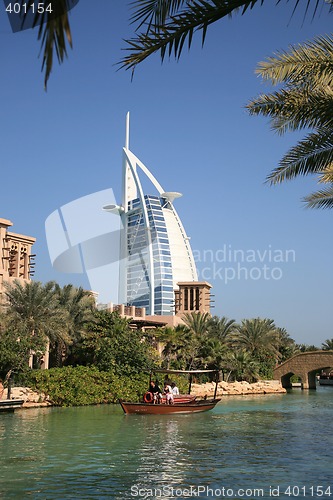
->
103, 113, 198, 316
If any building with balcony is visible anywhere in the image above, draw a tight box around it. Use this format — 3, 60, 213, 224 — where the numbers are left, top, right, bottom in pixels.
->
0, 218, 36, 303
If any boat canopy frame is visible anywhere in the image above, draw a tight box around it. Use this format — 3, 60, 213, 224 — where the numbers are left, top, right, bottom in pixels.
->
149, 368, 220, 400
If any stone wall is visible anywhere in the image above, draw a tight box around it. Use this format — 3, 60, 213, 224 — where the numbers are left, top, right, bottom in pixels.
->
191, 380, 286, 397
1, 386, 51, 407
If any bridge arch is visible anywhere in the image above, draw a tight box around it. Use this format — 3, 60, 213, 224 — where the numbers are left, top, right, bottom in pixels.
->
274, 351, 333, 389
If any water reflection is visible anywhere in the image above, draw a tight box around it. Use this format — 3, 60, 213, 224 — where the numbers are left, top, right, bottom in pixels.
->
0, 391, 333, 498
134, 418, 185, 485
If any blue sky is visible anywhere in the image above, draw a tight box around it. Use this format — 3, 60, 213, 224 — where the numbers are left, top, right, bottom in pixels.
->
0, 1, 332, 345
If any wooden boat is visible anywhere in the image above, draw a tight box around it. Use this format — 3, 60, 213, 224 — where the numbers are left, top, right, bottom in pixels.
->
119, 369, 221, 415
119, 398, 220, 415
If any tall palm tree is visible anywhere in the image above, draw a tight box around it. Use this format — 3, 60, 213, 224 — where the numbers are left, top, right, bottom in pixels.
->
233, 317, 280, 360
207, 315, 236, 343
54, 284, 96, 341
120, 1, 333, 71
181, 311, 211, 369
182, 311, 211, 336
276, 327, 297, 362
3, 280, 70, 365
154, 325, 188, 368
246, 35, 333, 208
52, 284, 96, 366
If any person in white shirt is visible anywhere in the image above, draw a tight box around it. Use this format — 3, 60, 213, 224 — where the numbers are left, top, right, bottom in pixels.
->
171, 382, 179, 396
164, 383, 174, 404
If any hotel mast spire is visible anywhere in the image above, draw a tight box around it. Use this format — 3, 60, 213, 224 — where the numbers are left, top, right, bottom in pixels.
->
122, 111, 137, 209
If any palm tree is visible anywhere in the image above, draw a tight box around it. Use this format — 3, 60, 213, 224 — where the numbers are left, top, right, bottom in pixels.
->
246, 35, 333, 208
54, 284, 95, 339
207, 315, 236, 343
182, 311, 211, 336
225, 349, 260, 382
52, 284, 96, 366
233, 318, 280, 360
153, 325, 187, 368
276, 327, 297, 362
198, 335, 229, 371
181, 311, 211, 369
120, 1, 332, 71
322, 338, 333, 350
3, 280, 70, 366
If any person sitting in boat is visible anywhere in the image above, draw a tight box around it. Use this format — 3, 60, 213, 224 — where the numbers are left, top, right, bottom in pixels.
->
164, 383, 174, 405
148, 380, 163, 404
171, 382, 179, 396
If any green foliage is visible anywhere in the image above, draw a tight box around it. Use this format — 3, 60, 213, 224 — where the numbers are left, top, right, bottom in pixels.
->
22, 366, 148, 406
0, 328, 46, 380
3, 280, 71, 346
154, 314, 298, 382
224, 350, 260, 383
75, 310, 157, 376
276, 327, 297, 362
51, 284, 96, 367
233, 318, 281, 359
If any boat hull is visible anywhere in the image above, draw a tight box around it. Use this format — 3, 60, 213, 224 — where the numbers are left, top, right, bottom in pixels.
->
119, 399, 220, 415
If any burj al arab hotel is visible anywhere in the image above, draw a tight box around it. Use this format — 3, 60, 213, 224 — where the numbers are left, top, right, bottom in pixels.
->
103, 113, 198, 316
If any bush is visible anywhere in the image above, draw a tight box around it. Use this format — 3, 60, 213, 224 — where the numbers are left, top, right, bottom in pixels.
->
22, 366, 148, 406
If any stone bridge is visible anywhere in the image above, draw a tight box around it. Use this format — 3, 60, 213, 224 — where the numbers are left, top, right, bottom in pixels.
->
273, 351, 333, 389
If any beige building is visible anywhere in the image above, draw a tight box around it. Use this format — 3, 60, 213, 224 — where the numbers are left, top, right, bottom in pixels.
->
0, 217, 36, 303
104, 281, 213, 329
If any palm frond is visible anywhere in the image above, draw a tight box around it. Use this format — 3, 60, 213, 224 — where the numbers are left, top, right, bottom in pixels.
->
130, 0, 189, 30
120, 1, 264, 71
303, 184, 333, 209
266, 128, 333, 183
256, 35, 333, 86
120, 0, 333, 71
318, 164, 333, 183
20, 1, 72, 88
247, 88, 333, 134
37, 4, 72, 89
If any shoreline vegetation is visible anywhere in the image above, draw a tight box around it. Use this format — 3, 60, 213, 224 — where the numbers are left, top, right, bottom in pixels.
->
1, 282, 330, 411
2, 380, 286, 410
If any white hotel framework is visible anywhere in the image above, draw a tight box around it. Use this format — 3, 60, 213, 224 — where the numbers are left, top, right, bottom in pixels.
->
103, 113, 211, 318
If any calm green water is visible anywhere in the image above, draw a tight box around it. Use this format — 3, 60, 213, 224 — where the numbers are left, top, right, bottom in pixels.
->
1, 387, 333, 499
